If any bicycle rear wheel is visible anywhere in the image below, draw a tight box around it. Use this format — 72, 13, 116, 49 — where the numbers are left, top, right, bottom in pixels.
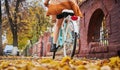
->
63, 21, 77, 58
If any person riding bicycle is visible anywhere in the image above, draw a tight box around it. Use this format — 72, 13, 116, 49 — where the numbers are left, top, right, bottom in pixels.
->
44, 0, 83, 52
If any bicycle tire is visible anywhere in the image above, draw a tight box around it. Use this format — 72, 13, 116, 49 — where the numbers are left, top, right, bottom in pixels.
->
53, 51, 56, 59
71, 32, 77, 58
63, 21, 77, 58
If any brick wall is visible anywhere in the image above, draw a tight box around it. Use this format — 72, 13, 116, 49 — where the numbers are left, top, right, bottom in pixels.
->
31, 32, 51, 57
79, 0, 120, 58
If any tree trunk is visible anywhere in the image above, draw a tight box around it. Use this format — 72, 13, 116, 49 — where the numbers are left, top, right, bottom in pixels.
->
13, 25, 18, 47
0, 0, 3, 55
12, 0, 20, 47
30, 39, 33, 45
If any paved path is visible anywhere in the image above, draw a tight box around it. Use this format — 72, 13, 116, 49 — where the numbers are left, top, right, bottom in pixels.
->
46, 46, 80, 60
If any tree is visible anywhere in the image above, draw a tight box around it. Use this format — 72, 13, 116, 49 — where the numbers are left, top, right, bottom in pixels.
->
5, 0, 21, 47
0, 0, 3, 55
2, 0, 51, 51
22, 1, 51, 44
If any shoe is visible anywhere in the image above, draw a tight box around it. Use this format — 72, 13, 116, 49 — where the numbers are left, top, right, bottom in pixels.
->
50, 44, 57, 52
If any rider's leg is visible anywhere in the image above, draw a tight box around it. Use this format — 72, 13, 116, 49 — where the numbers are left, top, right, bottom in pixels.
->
50, 18, 64, 52
53, 18, 64, 44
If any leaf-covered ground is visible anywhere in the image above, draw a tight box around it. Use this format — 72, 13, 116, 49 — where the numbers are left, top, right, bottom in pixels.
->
0, 56, 120, 70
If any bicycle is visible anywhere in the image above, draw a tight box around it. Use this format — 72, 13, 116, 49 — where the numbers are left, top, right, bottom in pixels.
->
52, 9, 80, 59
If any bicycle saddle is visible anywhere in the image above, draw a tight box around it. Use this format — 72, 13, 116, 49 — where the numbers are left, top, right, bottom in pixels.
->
62, 9, 74, 14
57, 9, 74, 19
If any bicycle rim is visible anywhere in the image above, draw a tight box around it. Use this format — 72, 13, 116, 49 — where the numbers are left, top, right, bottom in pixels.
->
63, 21, 77, 58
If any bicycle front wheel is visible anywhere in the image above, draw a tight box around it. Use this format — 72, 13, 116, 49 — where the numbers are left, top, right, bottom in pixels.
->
63, 21, 77, 58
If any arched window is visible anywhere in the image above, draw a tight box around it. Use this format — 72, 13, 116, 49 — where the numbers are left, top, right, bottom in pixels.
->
88, 9, 109, 46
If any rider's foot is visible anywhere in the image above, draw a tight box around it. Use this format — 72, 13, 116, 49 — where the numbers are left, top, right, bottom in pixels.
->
50, 44, 57, 52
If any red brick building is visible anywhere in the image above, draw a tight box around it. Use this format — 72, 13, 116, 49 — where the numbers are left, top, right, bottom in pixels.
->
79, 0, 120, 58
